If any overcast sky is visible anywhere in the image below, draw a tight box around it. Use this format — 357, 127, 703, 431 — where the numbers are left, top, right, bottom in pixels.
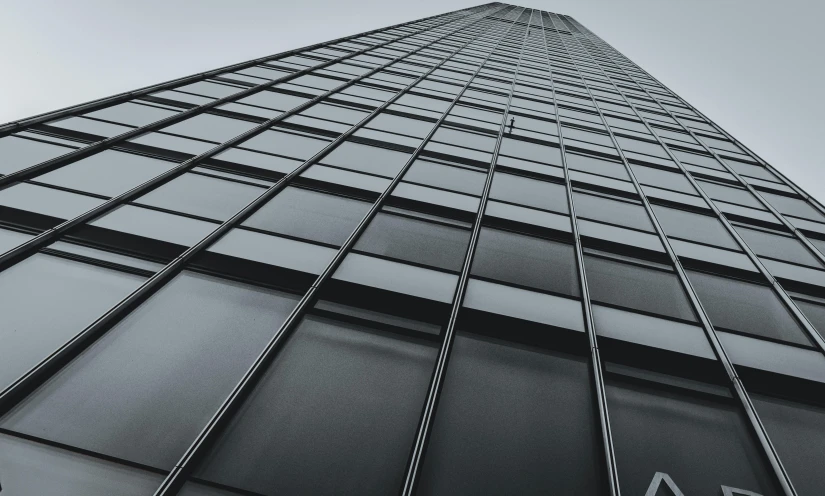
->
1, 0, 823, 201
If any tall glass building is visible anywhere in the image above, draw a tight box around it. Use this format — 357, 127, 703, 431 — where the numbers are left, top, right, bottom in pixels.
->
0, 2, 823, 495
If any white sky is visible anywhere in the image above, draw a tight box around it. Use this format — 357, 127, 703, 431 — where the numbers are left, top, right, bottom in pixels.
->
1, 0, 822, 202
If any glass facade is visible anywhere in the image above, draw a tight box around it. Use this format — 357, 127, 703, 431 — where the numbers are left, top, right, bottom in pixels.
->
0, 3, 823, 495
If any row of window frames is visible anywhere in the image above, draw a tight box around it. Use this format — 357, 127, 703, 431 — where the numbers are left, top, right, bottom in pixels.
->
3, 168, 816, 356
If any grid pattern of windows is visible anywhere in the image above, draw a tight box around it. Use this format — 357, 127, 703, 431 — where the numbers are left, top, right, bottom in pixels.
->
0, 3, 823, 495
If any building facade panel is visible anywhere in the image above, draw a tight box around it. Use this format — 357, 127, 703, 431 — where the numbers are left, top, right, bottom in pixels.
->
0, 3, 823, 495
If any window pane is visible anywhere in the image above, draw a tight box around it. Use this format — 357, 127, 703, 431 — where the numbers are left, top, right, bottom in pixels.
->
761, 192, 825, 222
0, 432, 164, 496
417, 333, 603, 494
584, 255, 696, 321
573, 192, 654, 232
471, 227, 579, 296
0, 254, 145, 390
403, 159, 486, 196
37, 150, 178, 197
0, 183, 104, 220
751, 394, 825, 496
241, 129, 332, 160
321, 142, 411, 178
651, 204, 739, 249
90, 204, 217, 247
489, 172, 568, 213
607, 373, 781, 495
243, 186, 372, 246
698, 180, 763, 209
192, 314, 438, 495
566, 152, 629, 180
0, 272, 300, 469
135, 173, 263, 221
85, 101, 179, 127
0, 136, 74, 175
686, 270, 810, 346
629, 163, 695, 194
354, 211, 470, 271
735, 226, 821, 267
162, 114, 258, 143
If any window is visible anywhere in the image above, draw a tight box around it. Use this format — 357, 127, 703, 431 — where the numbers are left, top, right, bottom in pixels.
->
751, 394, 825, 496
565, 151, 629, 180
584, 254, 696, 321
651, 204, 739, 249
243, 186, 372, 246
735, 225, 821, 267
489, 172, 568, 214
432, 126, 497, 152
573, 191, 654, 232
0, 272, 300, 469
84, 101, 179, 127
402, 159, 486, 196
90, 204, 217, 247
129, 132, 215, 155
190, 314, 438, 495
240, 129, 332, 160
417, 333, 603, 494
162, 114, 258, 143
0, 254, 146, 391
321, 142, 412, 178
686, 270, 811, 346
629, 164, 695, 194
354, 211, 470, 271
235, 91, 309, 112
761, 192, 825, 223
498, 137, 562, 166
0, 183, 104, 221
471, 227, 579, 296
0, 432, 164, 496
37, 150, 178, 197
135, 173, 263, 221
697, 180, 763, 209
0, 136, 75, 175
606, 370, 781, 496
366, 113, 434, 138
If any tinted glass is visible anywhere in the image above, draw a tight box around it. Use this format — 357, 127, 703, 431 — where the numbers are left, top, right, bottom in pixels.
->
418, 333, 603, 495
735, 226, 822, 267
403, 159, 486, 196
584, 255, 695, 321
761, 192, 825, 222
0, 254, 145, 390
321, 142, 411, 178
489, 172, 568, 213
471, 227, 579, 296
243, 186, 372, 246
354, 211, 471, 271
193, 314, 437, 495
751, 394, 825, 496
1, 272, 299, 469
686, 270, 810, 346
0, 136, 74, 175
573, 192, 654, 232
135, 173, 263, 221
37, 149, 178, 197
607, 374, 780, 496
652, 204, 739, 249
162, 114, 258, 143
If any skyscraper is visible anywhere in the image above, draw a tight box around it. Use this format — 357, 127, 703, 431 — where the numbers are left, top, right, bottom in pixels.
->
0, 2, 823, 494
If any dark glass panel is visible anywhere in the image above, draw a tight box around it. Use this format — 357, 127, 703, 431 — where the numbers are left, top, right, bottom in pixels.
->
193, 314, 437, 495
243, 186, 372, 246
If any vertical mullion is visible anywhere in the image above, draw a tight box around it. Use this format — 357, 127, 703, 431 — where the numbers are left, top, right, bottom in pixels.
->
565, 23, 825, 356
400, 11, 534, 495
548, 13, 799, 496
533, 12, 621, 496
